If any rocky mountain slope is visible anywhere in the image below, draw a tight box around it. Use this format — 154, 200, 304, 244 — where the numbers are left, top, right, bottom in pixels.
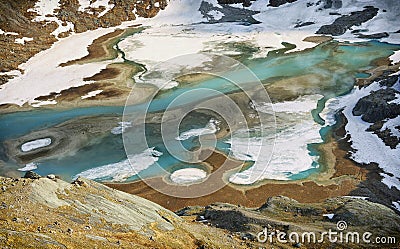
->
0, 173, 254, 248
0, 0, 167, 84
1, 174, 399, 248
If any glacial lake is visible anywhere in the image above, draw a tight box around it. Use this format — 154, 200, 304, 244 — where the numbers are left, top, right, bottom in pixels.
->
0, 40, 399, 184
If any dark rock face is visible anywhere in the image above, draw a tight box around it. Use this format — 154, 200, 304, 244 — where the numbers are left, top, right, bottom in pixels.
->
356, 32, 389, 39
268, 0, 297, 7
332, 198, 400, 229
176, 196, 400, 241
23, 171, 41, 179
377, 74, 399, 87
352, 88, 400, 123
374, 128, 400, 149
294, 21, 315, 28
204, 209, 251, 232
199, 1, 260, 25
316, 6, 379, 36
217, 0, 255, 7
367, 121, 400, 149
323, 0, 342, 9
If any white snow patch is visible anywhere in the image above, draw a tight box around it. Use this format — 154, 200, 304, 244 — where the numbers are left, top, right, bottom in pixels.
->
389, 50, 400, 64
15, 37, 34, 45
208, 10, 224, 21
0, 29, 19, 36
342, 196, 369, 200
382, 116, 400, 139
30, 100, 57, 107
0, 70, 22, 77
323, 214, 335, 219
81, 90, 103, 99
21, 138, 52, 152
393, 201, 400, 212
388, 93, 400, 105
78, 0, 114, 17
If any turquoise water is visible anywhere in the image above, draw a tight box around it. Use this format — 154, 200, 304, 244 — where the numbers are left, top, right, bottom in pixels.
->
1, 40, 399, 182
355, 72, 371, 78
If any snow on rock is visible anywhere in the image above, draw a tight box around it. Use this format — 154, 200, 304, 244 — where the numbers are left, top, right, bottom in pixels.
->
0, 29, 19, 36
78, 0, 115, 17
393, 201, 400, 212
389, 50, 400, 64
28, 0, 74, 38
323, 214, 335, 219
81, 89, 103, 99
21, 138, 52, 152
323, 82, 400, 190
30, 100, 57, 107
15, 37, 34, 45
0, 25, 126, 106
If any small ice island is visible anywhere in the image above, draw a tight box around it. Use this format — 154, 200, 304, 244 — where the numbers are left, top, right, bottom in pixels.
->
21, 138, 52, 152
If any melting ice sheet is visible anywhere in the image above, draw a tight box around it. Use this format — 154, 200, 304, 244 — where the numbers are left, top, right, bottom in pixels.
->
228, 95, 323, 184
74, 148, 162, 182
176, 119, 220, 141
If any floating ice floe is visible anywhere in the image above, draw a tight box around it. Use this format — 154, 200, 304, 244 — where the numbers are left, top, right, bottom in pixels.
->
18, 162, 38, 172
74, 147, 162, 182
170, 168, 207, 184
228, 94, 322, 184
21, 138, 52, 152
111, 122, 133, 135
176, 119, 220, 141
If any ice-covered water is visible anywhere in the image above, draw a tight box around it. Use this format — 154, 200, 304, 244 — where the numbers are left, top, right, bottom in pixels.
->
0, 40, 399, 185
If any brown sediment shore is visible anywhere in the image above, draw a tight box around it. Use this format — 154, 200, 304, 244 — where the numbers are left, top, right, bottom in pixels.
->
303, 35, 333, 44
356, 58, 400, 86
60, 26, 143, 66
106, 132, 365, 211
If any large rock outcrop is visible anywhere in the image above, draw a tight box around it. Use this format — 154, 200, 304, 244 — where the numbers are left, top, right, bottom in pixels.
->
316, 6, 379, 36
352, 88, 400, 123
0, 176, 248, 248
